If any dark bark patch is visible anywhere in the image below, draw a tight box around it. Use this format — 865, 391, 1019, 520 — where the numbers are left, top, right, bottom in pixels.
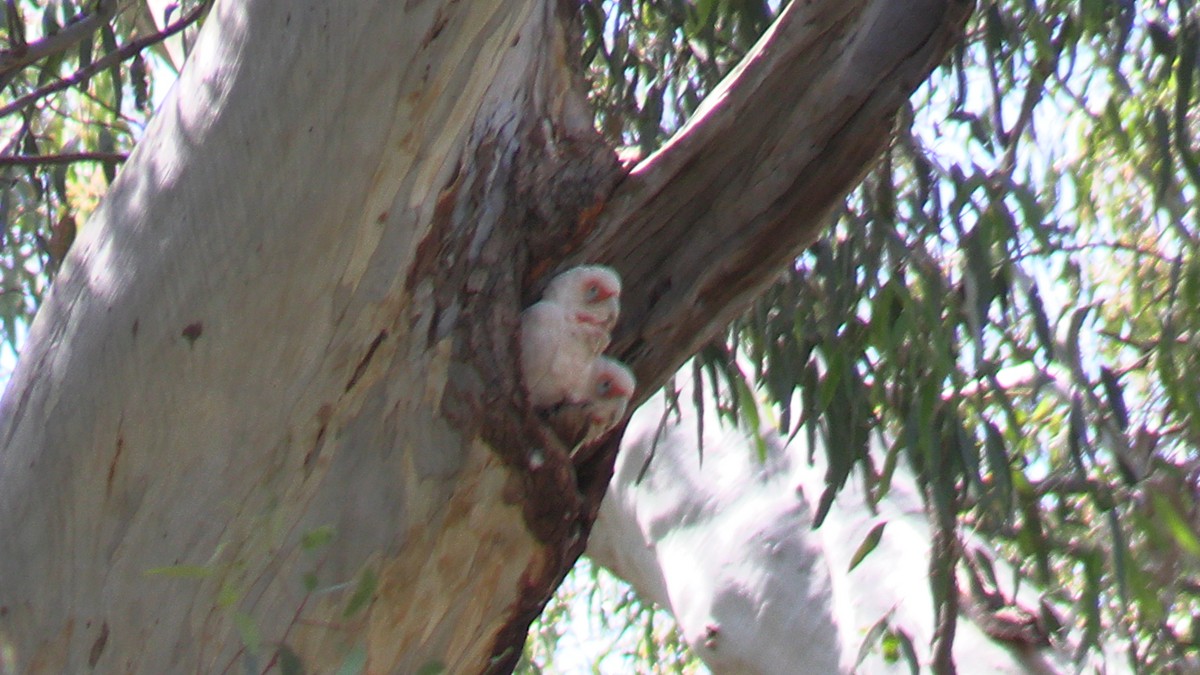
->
517, 130, 624, 292
87, 621, 108, 668
309, 438, 329, 471
405, 168, 462, 299
106, 429, 123, 498
130, 319, 138, 339
304, 404, 333, 474
422, 9, 449, 47
344, 330, 388, 392
180, 321, 203, 346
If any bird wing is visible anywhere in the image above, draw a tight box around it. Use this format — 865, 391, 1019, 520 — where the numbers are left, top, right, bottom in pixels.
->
521, 301, 567, 403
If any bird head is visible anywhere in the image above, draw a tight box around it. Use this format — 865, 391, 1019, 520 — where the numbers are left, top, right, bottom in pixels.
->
587, 356, 636, 425
546, 265, 622, 331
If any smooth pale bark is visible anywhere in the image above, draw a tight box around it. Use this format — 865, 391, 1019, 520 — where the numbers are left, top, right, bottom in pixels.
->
589, 385, 1070, 674
0, 0, 970, 672
0, 2, 575, 671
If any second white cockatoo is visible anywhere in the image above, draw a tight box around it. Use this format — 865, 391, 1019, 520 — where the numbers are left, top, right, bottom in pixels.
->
520, 265, 622, 408
539, 356, 637, 452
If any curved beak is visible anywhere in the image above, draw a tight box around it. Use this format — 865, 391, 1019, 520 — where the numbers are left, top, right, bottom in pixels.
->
593, 286, 617, 302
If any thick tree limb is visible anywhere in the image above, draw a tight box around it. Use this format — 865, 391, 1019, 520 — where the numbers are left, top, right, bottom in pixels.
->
547, 8, 976, 617
582, 0, 974, 403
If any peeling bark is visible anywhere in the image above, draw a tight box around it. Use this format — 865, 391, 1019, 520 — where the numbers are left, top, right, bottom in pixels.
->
0, 0, 971, 672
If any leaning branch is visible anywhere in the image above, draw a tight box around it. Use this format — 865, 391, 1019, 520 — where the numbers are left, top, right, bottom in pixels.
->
0, 0, 210, 120
583, 0, 975, 404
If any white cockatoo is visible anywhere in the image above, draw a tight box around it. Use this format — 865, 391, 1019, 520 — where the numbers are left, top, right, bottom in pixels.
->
520, 265, 622, 408
539, 356, 637, 452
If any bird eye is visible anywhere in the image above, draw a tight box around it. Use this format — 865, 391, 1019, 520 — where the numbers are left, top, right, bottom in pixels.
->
597, 378, 612, 395
585, 283, 600, 300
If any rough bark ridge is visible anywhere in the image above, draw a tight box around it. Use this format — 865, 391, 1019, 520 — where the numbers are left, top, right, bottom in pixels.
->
0, 0, 970, 672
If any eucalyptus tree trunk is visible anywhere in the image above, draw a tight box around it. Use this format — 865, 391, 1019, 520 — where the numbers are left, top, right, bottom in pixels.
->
0, 0, 969, 672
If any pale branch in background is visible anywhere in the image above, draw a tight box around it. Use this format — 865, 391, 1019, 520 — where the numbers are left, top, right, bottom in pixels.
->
589, 383, 1077, 674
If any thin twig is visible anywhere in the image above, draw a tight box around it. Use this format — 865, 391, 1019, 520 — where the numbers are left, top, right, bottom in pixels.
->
0, 0, 118, 77
929, 499, 961, 675
4, 0, 24, 50
0, 0, 210, 120
0, 151, 127, 167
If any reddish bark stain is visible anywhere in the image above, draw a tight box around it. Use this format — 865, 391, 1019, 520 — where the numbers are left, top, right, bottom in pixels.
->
345, 330, 388, 392
405, 171, 461, 292
106, 434, 124, 497
304, 424, 326, 472
181, 322, 203, 346
87, 622, 109, 667
422, 10, 449, 46
304, 404, 334, 473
